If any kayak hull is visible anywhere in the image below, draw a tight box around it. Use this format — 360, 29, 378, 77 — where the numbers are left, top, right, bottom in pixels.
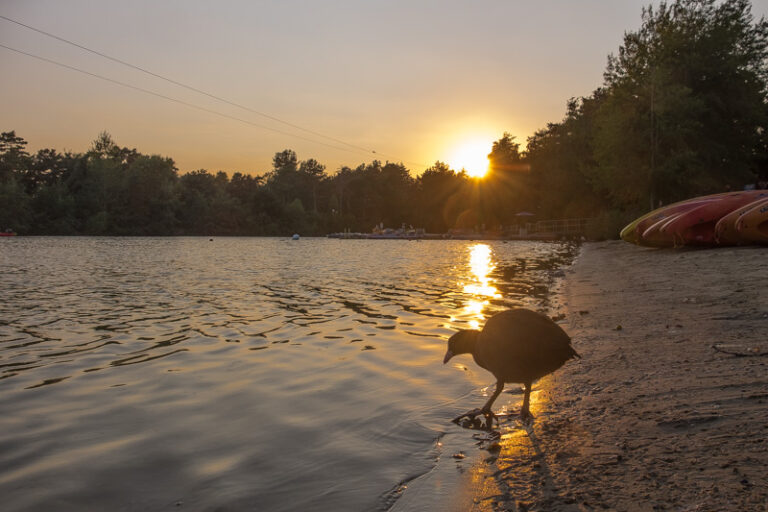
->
736, 199, 768, 244
621, 190, 768, 247
661, 192, 768, 246
620, 190, 761, 245
715, 197, 768, 245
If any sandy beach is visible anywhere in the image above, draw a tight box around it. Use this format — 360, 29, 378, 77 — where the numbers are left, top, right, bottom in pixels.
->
464, 241, 768, 511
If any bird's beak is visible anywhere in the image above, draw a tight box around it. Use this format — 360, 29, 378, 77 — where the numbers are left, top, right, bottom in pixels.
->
443, 348, 454, 364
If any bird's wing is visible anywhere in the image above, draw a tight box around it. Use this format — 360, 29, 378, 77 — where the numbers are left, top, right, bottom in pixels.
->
477, 309, 574, 383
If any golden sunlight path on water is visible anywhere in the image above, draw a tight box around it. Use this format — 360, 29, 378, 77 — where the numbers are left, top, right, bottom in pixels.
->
462, 241, 767, 511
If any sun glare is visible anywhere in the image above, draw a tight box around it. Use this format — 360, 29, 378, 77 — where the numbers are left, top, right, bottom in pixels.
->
448, 139, 491, 178
460, 244, 500, 329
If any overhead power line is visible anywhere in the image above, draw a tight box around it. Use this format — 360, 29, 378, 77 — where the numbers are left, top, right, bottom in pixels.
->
0, 43, 367, 155
0, 14, 432, 169
0, 14, 378, 156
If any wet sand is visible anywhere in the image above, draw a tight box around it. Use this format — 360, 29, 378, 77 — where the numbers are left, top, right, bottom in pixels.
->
466, 241, 768, 511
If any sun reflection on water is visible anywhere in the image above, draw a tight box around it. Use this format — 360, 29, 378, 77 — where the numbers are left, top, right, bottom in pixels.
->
459, 244, 500, 328
457, 245, 549, 502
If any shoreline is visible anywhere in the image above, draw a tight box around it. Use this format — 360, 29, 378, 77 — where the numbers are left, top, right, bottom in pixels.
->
461, 241, 768, 511
326, 233, 567, 241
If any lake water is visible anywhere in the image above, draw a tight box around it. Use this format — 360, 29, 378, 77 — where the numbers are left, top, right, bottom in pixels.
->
0, 237, 575, 511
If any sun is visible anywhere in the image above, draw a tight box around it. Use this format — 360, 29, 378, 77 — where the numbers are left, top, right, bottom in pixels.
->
448, 139, 491, 178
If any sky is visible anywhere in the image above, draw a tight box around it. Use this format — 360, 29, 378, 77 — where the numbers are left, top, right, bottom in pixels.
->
2, 0, 768, 177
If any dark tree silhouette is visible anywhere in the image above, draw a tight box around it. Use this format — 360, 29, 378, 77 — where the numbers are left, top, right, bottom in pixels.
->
3, 1, 767, 237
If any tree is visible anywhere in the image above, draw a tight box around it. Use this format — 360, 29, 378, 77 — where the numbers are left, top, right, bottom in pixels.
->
594, 0, 768, 209
416, 161, 468, 232
118, 155, 179, 234
89, 131, 119, 158
488, 132, 523, 175
526, 95, 607, 219
28, 148, 70, 190
482, 133, 528, 226
298, 158, 325, 213
177, 170, 218, 234
267, 149, 301, 206
0, 177, 31, 232
0, 131, 30, 184
31, 181, 76, 234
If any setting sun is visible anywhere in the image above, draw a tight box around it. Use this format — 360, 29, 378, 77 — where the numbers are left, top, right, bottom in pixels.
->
448, 139, 492, 178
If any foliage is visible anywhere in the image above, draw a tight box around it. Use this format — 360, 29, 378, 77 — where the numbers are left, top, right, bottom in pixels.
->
484, 132, 528, 226
415, 161, 469, 232
524, 0, 768, 222
3, 1, 768, 237
526, 95, 606, 219
592, 0, 766, 209
0, 131, 470, 235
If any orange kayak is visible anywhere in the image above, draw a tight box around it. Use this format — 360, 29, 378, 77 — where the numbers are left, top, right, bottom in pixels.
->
735, 198, 768, 244
715, 197, 768, 245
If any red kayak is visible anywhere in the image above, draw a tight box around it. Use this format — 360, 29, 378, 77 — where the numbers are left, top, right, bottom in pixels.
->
622, 190, 768, 245
640, 212, 688, 247
661, 191, 768, 246
621, 193, 726, 244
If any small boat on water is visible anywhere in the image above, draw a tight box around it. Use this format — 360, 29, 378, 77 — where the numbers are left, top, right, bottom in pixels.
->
0, 230, 17, 237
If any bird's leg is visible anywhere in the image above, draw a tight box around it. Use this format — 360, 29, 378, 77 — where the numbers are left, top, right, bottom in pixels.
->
520, 381, 534, 423
480, 380, 504, 421
452, 408, 484, 423
452, 381, 504, 427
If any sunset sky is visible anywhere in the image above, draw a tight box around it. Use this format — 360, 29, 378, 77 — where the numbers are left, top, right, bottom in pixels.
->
2, 0, 768, 176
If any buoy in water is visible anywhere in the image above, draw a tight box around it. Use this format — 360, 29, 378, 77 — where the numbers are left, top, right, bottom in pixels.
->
292, 234, 300, 240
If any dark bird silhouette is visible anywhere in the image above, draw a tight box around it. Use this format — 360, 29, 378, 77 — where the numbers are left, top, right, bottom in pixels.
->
444, 308, 580, 424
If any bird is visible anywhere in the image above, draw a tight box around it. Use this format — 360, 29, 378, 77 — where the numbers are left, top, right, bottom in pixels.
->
443, 308, 580, 425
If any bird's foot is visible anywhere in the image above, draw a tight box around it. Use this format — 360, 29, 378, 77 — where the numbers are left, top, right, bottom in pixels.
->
519, 408, 534, 424
453, 408, 497, 430
452, 408, 479, 423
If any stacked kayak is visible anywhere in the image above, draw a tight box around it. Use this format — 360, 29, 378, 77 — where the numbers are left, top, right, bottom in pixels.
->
620, 190, 768, 247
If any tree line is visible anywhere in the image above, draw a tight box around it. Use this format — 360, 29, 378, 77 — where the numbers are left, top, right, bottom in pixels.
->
2, 0, 767, 237
0, 130, 523, 236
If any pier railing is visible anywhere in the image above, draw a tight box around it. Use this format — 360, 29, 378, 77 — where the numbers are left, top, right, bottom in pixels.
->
532, 218, 593, 236
329, 217, 596, 239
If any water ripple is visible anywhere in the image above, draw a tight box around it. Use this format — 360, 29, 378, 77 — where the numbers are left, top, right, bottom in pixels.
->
0, 237, 576, 511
